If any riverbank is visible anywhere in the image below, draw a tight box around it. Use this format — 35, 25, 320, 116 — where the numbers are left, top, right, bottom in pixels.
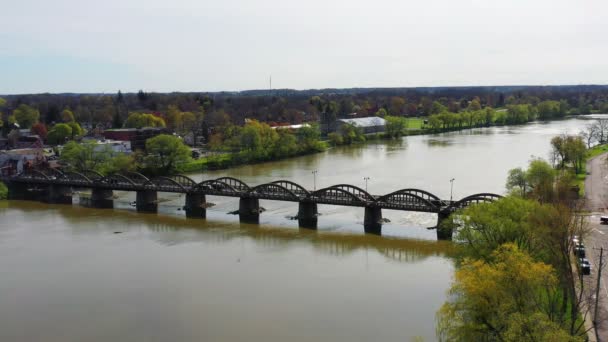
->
576, 144, 608, 196
180, 115, 593, 173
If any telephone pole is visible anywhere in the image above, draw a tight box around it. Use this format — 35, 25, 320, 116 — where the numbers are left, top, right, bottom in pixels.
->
594, 247, 604, 330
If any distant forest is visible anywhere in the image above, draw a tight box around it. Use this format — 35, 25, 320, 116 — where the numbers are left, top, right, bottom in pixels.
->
2, 85, 608, 131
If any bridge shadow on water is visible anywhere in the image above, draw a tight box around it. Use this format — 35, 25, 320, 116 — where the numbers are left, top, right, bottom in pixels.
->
1, 200, 455, 264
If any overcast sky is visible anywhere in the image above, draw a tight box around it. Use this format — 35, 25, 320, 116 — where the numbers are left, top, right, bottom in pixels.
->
1, 0, 606, 94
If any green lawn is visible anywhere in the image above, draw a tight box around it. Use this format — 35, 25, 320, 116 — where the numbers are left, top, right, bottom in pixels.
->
587, 143, 608, 159
406, 117, 425, 129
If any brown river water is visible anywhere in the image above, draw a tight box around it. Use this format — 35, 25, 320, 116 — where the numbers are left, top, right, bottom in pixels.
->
0, 116, 604, 341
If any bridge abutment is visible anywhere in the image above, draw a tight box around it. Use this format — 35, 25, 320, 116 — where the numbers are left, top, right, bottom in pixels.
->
364, 206, 383, 235
90, 189, 114, 208
298, 201, 318, 229
239, 197, 260, 223
436, 210, 453, 240
46, 184, 73, 204
136, 190, 158, 213
184, 193, 206, 218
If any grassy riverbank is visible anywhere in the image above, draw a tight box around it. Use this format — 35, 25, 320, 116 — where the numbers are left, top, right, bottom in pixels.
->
575, 143, 608, 195
0, 181, 7, 200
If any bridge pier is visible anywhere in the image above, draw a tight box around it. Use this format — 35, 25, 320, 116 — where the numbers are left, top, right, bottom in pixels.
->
436, 210, 453, 240
46, 184, 73, 204
136, 190, 158, 213
298, 201, 318, 229
90, 189, 114, 208
239, 197, 260, 223
364, 206, 383, 235
7, 182, 36, 200
184, 193, 206, 218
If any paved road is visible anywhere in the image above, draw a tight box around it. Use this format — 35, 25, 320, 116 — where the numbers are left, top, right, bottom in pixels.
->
585, 153, 608, 341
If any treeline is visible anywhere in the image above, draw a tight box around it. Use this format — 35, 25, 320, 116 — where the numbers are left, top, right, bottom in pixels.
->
426, 101, 570, 131
1, 85, 608, 135
438, 155, 590, 341
183, 121, 326, 171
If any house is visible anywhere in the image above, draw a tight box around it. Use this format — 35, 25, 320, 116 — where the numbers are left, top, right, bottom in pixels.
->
337, 117, 387, 134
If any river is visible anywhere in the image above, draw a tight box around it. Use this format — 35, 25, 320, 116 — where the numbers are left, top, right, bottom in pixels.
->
0, 116, 604, 341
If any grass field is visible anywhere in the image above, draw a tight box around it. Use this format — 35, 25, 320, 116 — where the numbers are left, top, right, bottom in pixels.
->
406, 117, 425, 129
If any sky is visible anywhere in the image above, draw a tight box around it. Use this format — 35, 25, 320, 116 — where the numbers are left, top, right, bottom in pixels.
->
1, 0, 607, 94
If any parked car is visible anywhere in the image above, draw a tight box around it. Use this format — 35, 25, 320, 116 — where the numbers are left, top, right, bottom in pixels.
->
579, 258, 591, 275
601, 216, 608, 224
574, 244, 586, 258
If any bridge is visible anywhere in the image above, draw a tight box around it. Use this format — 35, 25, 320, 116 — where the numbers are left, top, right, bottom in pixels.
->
1, 168, 502, 239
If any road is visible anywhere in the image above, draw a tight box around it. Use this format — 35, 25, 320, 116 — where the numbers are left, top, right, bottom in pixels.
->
585, 152, 608, 341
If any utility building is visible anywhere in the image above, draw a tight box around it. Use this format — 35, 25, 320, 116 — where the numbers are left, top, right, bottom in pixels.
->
337, 117, 387, 134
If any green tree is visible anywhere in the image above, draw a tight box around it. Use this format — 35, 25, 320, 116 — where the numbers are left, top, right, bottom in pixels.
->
0, 181, 7, 200
144, 134, 191, 174
124, 113, 166, 128
61, 109, 75, 122
60, 140, 111, 171
67, 121, 84, 138
385, 116, 408, 138
10, 104, 40, 128
437, 243, 580, 342
506, 167, 528, 196
526, 158, 556, 202
47, 123, 73, 145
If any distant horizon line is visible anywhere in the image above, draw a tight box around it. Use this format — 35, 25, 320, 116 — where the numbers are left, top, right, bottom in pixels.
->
3, 83, 608, 97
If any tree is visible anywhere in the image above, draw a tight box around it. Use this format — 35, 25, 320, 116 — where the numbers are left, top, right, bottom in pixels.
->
526, 158, 556, 202
389, 97, 405, 115
375, 108, 388, 117
60, 140, 111, 171
467, 98, 481, 111
385, 116, 408, 138
47, 123, 73, 145
61, 109, 75, 122
506, 167, 528, 196
144, 134, 191, 174
10, 104, 40, 128
30, 123, 48, 140
437, 243, 580, 342
67, 122, 84, 138
124, 113, 166, 128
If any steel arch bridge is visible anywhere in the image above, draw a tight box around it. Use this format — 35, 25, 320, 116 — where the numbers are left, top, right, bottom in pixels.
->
2, 169, 501, 214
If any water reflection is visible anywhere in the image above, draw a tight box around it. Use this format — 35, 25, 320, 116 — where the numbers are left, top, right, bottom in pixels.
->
3, 201, 452, 263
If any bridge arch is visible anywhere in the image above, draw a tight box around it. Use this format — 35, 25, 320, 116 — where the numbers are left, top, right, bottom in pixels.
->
380, 189, 441, 203
376, 190, 439, 211
271, 180, 310, 196
328, 184, 375, 202
312, 187, 367, 205
249, 183, 299, 201
99, 174, 138, 187
122, 172, 150, 184
19, 169, 50, 180
449, 193, 502, 211
41, 168, 65, 179
63, 171, 93, 184
166, 175, 197, 188
214, 177, 250, 191
195, 179, 239, 194
82, 169, 104, 181
148, 177, 188, 192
